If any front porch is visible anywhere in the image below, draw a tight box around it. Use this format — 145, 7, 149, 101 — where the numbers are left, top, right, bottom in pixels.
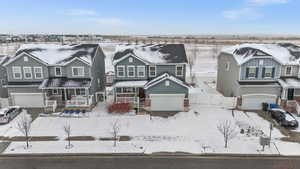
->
278, 78, 300, 113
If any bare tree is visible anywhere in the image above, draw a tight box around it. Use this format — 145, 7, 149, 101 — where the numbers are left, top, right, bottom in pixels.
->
111, 120, 121, 147
63, 124, 72, 149
16, 114, 32, 149
217, 120, 237, 148
189, 45, 198, 84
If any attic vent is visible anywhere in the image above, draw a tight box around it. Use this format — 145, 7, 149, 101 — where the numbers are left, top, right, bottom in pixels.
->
24, 56, 28, 62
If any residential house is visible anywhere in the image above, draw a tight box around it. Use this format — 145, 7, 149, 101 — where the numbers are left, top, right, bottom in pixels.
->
217, 43, 300, 110
112, 44, 189, 112
3, 44, 106, 111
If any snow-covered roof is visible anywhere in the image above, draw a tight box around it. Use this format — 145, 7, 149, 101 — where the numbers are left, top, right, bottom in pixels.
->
113, 44, 187, 65
114, 81, 148, 87
0, 108, 8, 115
222, 43, 300, 65
39, 77, 91, 89
14, 43, 98, 65
278, 78, 300, 89
144, 73, 189, 89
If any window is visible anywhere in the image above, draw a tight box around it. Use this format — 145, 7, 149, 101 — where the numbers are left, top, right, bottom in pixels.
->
259, 60, 264, 65
23, 67, 32, 79
24, 56, 28, 62
149, 65, 156, 77
286, 66, 292, 76
52, 89, 58, 95
76, 88, 86, 95
225, 62, 230, 71
137, 66, 145, 77
117, 66, 125, 77
12, 66, 22, 79
129, 57, 133, 63
123, 87, 135, 93
165, 80, 170, 86
34, 67, 43, 79
72, 67, 84, 77
264, 67, 274, 78
247, 67, 257, 78
176, 65, 184, 76
127, 66, 135, 77
55, 67, 62, 76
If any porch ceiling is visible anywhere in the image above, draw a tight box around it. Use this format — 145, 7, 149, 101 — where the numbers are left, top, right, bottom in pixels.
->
114, 81, 148, 88
39, 77, 91, 89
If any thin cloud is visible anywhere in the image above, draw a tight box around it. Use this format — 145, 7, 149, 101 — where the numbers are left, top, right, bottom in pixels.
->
248, 0, 289, 5
65, 9, 97, 16
223, 8, 261, 20
89, 18, 125, 26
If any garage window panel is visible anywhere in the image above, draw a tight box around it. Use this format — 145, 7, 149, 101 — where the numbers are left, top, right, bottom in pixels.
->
23, 67, 32, 79
12, 66, 22, 79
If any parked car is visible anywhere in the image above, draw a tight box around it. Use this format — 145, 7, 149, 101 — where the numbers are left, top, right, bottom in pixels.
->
268, 108, 299, 128
0, 106, 22, 124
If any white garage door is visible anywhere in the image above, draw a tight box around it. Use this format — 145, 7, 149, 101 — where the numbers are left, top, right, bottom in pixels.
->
150, 94, 185, 111
11, 93, 44, 108
241, 94, 277, 110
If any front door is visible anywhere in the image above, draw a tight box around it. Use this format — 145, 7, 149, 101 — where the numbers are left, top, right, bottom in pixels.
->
287, 88, 294, 100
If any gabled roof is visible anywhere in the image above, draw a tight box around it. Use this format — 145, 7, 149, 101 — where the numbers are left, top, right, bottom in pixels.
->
222, 43, 300, 65
8, 43, 99, 66
113, 44, 188, 65
144, 73, 189, 90
39, 77, 91, 89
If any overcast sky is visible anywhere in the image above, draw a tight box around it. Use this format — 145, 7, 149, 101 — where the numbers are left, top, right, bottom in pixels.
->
0, 0, 299, 35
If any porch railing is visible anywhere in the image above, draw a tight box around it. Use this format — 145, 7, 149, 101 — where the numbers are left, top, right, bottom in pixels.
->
45, 100, 57, 112
116, 97, 138, 104
65, 95, 93, 107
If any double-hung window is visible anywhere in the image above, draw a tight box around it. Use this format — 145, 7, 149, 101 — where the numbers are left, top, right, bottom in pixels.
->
55, 67, 62, 76
247, 67, 257, 78
176, 65, 184, 76
127, 66, 135, 77
12, 66, 22, 79
23, 67, 32, 79
76, 88, 86, 95
149, 65, 156, 77
117, 66, 125, 77
34, 67, 43, 79
137, 66, 145, 77
264, 67, 274, 78
72, 67, 84, 77
286, 66, 292, 76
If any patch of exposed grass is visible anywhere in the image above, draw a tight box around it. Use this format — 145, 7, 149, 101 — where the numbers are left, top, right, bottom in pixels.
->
9, 136, 59, 141
66, 136, 95, 141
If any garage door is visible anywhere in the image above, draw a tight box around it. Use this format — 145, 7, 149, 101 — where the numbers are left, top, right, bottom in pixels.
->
150, 94, 185, 111
241, 94, 277, 110
11, 93, 44, 108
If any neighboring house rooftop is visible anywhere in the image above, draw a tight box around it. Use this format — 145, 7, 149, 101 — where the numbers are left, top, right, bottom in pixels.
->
113, 44, 188, 65
222, 43, 300, 65
11, 43, 99, 65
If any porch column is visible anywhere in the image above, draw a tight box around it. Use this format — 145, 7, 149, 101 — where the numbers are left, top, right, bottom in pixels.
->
86, 88, 89, 105
64, 88, 67, 102
282, 88, 287, 100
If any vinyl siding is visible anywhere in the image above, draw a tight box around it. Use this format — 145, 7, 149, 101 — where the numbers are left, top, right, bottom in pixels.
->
65, 59, 90, 78
145, 79, 188, 98
280, 65, 299, 77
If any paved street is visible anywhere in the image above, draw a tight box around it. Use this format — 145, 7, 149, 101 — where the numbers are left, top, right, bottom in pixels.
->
0, 155, 299, 169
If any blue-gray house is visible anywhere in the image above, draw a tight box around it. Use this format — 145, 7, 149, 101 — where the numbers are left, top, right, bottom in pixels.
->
113, 44, 189, 112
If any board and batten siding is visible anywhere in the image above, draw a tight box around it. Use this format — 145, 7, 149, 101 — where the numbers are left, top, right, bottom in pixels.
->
145, 79, 188, 98
6, 53, 48, 82
240, 58, 281, 81
114, 55, 148, 81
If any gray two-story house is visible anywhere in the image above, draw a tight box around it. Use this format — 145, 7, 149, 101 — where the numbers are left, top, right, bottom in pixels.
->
3, 44, 105, 111
112, 44, 189, 112
217, 43, 300, 110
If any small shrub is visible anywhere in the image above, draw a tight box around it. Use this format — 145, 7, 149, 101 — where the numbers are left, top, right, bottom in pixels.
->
107, 103, 132, 113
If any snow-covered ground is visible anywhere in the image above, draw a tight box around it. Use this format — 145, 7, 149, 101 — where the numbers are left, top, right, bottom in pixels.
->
1, 42, 300, 155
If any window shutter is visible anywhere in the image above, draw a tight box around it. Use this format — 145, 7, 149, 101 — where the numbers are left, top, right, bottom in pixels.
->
272, 67, 275, 78
256, 67, 259, 78
246, 67, 249, 78
262, 68, 265, 78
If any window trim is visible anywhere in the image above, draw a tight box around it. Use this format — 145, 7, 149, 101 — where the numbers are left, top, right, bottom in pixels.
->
54, 67, 62, 76
263, 66, 274, 79
129, 57, 133, 63
149, 65, 156, 77
23, 67, 32, 79
176, 65, 184, 76
137, 65, 145, 78
127, 65, 135, 78
165, 80, 170, 86
24, 56, 28, 62
116, 65, 125, 78
247, 66, 257, 79
285, 66, 292, 76
12, 66, 22, 79
72, 67, 84, 77
34, 67, 43, 79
